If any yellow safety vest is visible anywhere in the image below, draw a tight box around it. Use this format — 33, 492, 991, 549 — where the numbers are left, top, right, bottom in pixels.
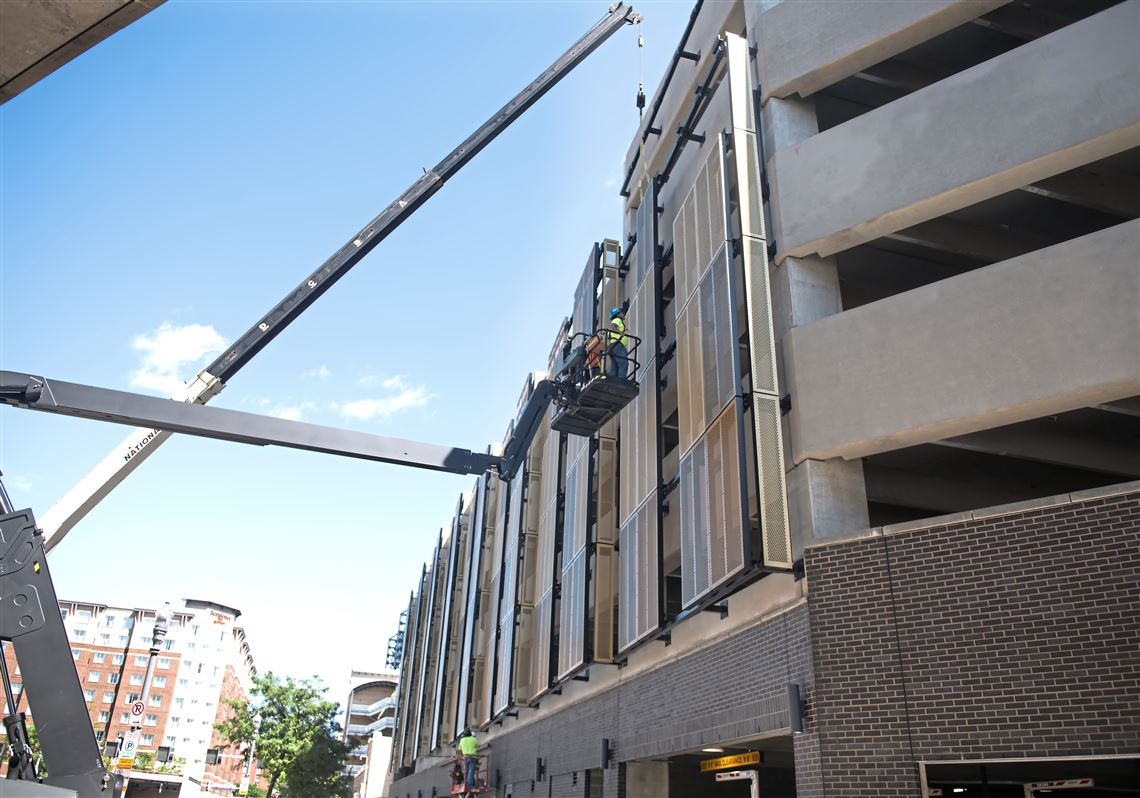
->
609, 317, 629, 348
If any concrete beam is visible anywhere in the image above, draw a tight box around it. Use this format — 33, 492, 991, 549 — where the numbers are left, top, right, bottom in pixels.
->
749, 0, 1007, 101
783, 221, 1140, 464
886, 217, 1050, 263
864, 464, 1054, 514
854, 60, 940, 93
0, 0, 165, 104
767, 2, 1140, 262
938, 423, 1140, 477
1095, 397, 1140, 418
1021, 168, 1140, 219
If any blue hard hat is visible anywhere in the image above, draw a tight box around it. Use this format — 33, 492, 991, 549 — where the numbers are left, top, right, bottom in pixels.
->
609, 307, 623, 319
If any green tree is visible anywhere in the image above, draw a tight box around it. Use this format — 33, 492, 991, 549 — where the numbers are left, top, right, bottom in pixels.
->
214, 672, 352, 798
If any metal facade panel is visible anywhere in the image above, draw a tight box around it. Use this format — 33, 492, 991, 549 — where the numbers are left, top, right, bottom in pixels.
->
454, 476, 486, 739
755, 394, 792, 568
414, 536, 448, 755
727, 32, 792, 570
592, 541, 617, 662
391, 589, 417, 768
431, 507, 462, 751
432, 501, 468, 750
530, 590, 554, 703
617, 492, 660, 653
619, 360, 659, 524
472, 477, 501, 728
557, 549, 588, 679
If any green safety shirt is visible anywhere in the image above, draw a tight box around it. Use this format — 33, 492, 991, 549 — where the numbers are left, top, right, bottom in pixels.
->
609, 317, 629, 348
458, 735, 478, 757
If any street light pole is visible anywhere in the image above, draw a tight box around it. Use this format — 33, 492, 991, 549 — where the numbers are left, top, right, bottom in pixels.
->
119, 602, 173, 797
238, 715, 261, 796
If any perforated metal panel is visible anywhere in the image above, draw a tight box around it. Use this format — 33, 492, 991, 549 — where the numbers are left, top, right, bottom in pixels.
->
431, 502, 464, 751
619, 359, 659, 521
412, 536, 444, 756
557, 549, 587, 679
727, 32, 792, 570
454, 476, 486, 739
618, 492, 660, 652
471, 477, 501, 728
530, 591, 553, 703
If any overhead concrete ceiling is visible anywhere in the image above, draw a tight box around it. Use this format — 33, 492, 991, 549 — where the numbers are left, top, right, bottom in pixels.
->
0, 0, 164, 105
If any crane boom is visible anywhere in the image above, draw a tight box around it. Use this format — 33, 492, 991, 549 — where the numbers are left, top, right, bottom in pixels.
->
35, 3, 641, 551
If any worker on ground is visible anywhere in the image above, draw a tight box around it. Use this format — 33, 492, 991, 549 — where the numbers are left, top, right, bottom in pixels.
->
457, 727, 479, 792
607, 306, 629, 380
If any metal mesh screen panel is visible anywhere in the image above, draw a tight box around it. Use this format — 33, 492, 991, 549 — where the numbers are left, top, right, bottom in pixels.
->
754, 394, 791, 568
745, 238, 777, 396
617, 492, 660, 653
618, 359, 658, 523
593, 542, 616, 662
557, 549, 587, 679
530, 590, 553, 703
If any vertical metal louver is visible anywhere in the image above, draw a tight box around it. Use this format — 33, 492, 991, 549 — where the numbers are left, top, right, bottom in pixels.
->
557, 432, 591, 680
432, 494, 470, 750
413, 534, 447, 756
390, 589, 416, 769
727, 32, 791, 569
471, 477, 501, 728
529, 403, 563, 703
454, 476, 487, 739
616, 185, 663, 655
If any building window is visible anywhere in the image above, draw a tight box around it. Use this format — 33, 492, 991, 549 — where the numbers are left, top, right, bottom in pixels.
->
178, 679, 189, 687
186, 642, 196, 650
60, 608, 69, 620
118, 635, 128, 645
153, 676, 167, 688
120, 712, 129, 723
77, 609, 91, 622
87, 671, 101, 682
97, 711, 110, 723
164, 639, 173, 651
145, 714, 158, 727
122, 617, 133, 629
92, 652, 105, 664
158, 657, 171, 669
99, 633, 110, 644
134, 655, 147, 666
73, 629, 86, 640
165, 736, 176, 746
84, 689, 95, 702
112, 654, 124, 665
130, 674, 143, 686
102, 692, 114, 703
103, 615, 115, 628
191, 625, 199, 636
175, 698, 184, 708
108, 673, 120, 685
125, 693, 139, 704
148, 695, 162, 707
11, 684, 22, 700
96, 729, 106, 742
71, 649, 80, 661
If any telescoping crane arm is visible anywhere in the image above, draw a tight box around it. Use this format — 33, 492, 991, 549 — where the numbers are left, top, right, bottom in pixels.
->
37, 3, 641, 552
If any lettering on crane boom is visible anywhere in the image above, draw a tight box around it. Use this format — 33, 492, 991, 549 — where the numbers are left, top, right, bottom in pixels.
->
700, 751, 761, 772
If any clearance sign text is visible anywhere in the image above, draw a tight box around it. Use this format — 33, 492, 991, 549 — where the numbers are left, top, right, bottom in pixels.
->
699, 751, 761, 772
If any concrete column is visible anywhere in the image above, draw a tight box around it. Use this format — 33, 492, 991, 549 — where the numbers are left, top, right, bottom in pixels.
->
760, 96, 819, 163
771, 256, 842, 343
788, 459, 871, 561
602, 763, 624, 798
625, 760, 668, 798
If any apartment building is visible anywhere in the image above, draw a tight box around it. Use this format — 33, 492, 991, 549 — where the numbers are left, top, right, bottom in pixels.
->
387, 0, 1139, 796
343, 670, 399, 798
2, 598, 260, 796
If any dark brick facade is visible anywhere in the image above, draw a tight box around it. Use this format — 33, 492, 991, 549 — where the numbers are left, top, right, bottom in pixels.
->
391, 601, 811, 798
803, 488, 1140, 796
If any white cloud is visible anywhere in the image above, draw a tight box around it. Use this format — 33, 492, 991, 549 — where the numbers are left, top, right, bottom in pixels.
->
6, 475, 33, 494
271, 402, 317, 422
130, 322, 226, 396
604, 176, 618, 188
302, 366, 331, 380
338, 384, 431, 421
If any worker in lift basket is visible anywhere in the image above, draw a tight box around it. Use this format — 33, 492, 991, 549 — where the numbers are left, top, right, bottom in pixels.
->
457, 727, 479, 791
607, 306, 629, 380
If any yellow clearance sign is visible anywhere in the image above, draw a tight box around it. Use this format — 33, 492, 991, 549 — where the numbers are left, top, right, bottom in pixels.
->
699, 751, 761, 772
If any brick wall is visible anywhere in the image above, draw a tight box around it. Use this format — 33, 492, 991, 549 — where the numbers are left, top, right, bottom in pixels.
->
391, 602, 810, 797
804, 488, 1140, 797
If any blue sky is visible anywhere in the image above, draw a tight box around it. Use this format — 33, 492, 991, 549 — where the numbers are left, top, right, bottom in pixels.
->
0, 0, 692, 699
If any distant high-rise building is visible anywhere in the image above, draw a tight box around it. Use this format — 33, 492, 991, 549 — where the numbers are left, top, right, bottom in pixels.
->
2, 597, 264, 797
